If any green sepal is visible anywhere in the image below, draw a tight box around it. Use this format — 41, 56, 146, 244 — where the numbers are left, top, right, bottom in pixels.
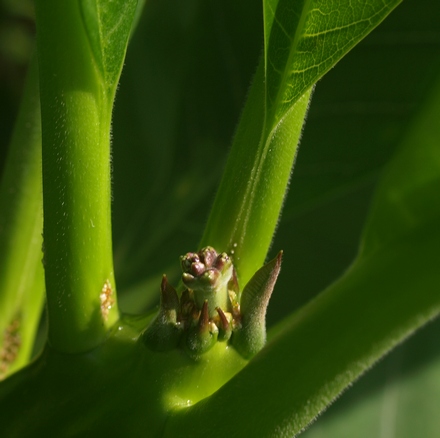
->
232, 251, 282, 359
142, 276, 181, 352
216, 307, 232, 342
186, 301, 218, 357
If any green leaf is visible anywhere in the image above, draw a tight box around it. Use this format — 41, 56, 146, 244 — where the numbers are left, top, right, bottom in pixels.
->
360, 78, 440, 256
79, 0, 138, 88
296, 26, 440, 436
201, 0, 403, 290
301, 319, 440, 438
263, 0, 402, 128
269, 0, 440, 320
0, 54, 45, 379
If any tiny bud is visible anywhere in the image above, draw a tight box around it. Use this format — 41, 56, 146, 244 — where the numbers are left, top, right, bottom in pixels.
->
182, 272, 196, 288
180, 257, 191, 273
180, 253, 200, 273
191, 261, 205, 276
200, 269, 220, 288
213, 253, 230, 272
199, 247, 217, 267
229, 267, 239, 289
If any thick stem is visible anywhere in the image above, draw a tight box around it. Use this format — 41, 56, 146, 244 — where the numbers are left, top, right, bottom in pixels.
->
35, 0, 118, 353
200, 62, 312, 288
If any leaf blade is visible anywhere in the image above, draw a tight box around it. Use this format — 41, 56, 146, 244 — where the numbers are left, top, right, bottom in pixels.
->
361, 75, 440, 256
80, 0, 138, 88
265, 0, 403, 127
201, 0, 403, 289
0, 55, 45, 379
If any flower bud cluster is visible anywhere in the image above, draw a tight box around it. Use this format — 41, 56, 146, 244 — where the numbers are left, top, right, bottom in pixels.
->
143, 246, 282, 359
180, 247, 233, 317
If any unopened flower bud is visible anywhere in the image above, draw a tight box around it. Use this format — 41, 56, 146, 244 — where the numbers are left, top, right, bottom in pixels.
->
180, 247, 233, 317
199, 246, 217, 268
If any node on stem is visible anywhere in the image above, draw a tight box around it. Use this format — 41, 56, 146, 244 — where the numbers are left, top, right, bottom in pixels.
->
143, 247, 282, 360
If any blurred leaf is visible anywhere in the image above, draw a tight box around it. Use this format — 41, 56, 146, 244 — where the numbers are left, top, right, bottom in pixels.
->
360, 77, 440, 255
290, 20, 440, 437
301, 318, 440, 438
304, 319, 440, 438
0, 55, 44, 378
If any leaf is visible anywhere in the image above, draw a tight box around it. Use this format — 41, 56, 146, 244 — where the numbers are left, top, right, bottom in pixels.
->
293, 17, 440, 435
112, 0, 440, 312
301, 319, 440, 438
360, 77, 440, 256
79, 0, 138, 88
263, 0, 403, 128
200, 0, 403, 289
0, 55, 45, 378
269, 0, 440, 320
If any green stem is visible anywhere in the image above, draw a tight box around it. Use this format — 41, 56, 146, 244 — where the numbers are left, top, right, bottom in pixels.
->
0, 54, 45, 379
35, 0, 118, 353
200, 62, 312, 287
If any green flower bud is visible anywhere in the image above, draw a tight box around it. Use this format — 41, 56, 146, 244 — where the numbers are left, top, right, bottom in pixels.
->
143, 247, 282, 361
180, 247, 233, 317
